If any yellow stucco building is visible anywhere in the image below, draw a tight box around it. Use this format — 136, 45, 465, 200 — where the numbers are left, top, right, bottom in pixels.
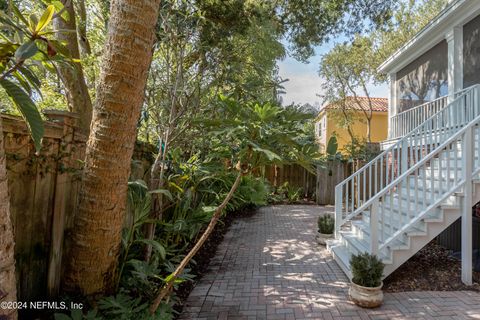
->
315, 97, 388, 154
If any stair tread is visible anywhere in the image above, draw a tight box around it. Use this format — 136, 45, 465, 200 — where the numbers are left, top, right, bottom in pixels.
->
362, 209, 443, 237
384, 193, 460, 211
352, 219, 426, 238
332, 98, 480, 281
340, 231, 394, 260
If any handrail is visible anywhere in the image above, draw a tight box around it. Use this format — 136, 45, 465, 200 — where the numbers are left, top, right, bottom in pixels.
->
390, 96, 447, 139
389, 86, 474, 139
394, 94, 448, 116
335, 85, 480, 238
360, 114, 475, 226
379, 113, 480, 250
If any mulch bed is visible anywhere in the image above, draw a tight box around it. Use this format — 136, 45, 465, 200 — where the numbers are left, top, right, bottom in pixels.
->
173, 205, 258, 317
384, 241, 480, 292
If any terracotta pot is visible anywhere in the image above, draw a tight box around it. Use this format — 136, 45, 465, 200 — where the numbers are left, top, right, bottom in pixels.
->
349, 281, 383, 308
316, 232, 334, 245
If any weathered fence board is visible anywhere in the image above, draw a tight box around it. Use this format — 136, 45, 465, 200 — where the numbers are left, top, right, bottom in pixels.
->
263, 164, 316, 198
316, 160, 349, 205
2, 111, 153, 302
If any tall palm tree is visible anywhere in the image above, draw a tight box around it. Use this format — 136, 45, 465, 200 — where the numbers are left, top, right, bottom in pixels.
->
63, 0, 161, 295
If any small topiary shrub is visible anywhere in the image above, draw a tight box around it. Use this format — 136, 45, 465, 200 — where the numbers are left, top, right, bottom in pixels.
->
317, 214, 334, 234
350, 252, 384, 287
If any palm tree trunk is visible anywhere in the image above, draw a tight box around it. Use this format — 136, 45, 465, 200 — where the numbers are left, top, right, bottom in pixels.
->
0, 117, 18, 320
63, 0, 161, 296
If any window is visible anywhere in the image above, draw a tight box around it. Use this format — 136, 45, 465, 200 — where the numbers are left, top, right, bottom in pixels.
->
396, 40, 448, 112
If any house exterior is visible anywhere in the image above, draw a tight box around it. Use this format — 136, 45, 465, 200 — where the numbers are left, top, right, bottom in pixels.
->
315, 97, 388, 154
380, 0, 480, 144
328, 0, 480, 286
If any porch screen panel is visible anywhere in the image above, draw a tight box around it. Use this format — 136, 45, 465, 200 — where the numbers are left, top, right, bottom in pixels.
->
396, 40, 448, 113
464, 14, 480, 88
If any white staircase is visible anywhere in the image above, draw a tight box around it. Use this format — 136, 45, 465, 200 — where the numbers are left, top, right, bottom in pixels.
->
328, 85, 480, 282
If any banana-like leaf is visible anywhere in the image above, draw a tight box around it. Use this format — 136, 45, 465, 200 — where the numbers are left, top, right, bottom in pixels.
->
326, 136, 338, 156
251, 143, 282, 161
10, 1, 28, 26
36, 5, 55, 33
0, 79, 44, 152
148, 188, 173, 201
50, 1, 68, 20
12, 70, 32, 95
28, 14, 38, 33
134, 239, 166, 260
17, 65, 41, 94
14, 41, 38, 62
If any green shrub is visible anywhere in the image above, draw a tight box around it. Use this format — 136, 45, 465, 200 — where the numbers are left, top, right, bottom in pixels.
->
273, 181, 303, 203
317, 214, 334, 234
350, 252, 384, 287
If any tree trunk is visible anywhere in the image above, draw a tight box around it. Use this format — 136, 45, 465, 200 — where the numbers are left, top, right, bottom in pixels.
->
63, 0, 161, 296
54, 0, 93, 133
0, 118, 18, 320
75, 0, 92, 56
366, 119, 372, 143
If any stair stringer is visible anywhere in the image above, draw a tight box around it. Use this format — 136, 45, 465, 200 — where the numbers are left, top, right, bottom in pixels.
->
383, 207, 461, 277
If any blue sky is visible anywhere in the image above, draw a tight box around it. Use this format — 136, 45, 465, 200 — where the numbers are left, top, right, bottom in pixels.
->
277, 43, 389, 107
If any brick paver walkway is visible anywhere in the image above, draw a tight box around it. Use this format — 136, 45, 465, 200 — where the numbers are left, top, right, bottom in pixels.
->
179, 205, 480, 319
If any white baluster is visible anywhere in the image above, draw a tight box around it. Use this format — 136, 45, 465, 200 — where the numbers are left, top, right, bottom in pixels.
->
370, 199, 379, 255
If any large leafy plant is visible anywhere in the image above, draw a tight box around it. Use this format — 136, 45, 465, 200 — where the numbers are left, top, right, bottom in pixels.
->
0, 2, 67, 151
204, 95, 318, 170
149, 96, 319, 313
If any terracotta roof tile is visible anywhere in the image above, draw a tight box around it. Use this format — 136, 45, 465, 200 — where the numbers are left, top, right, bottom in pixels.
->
321, 97, 388, 113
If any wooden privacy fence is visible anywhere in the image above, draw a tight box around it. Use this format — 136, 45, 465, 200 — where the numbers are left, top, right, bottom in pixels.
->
263, 164, 316, 198
262, 161, 370, 205
316, 160, 348, 205
2, 111, 153, 302
315, 160, 376, 205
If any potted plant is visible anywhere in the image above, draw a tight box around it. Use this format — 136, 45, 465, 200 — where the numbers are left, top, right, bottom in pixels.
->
316, 214, 334, 245
349, 252, 385, 308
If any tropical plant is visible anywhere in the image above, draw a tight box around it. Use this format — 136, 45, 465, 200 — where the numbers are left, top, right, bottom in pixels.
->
277, 181, 303, 203
149, 96, 318, 313
54, 292, 174, 320
326, 136, 338, 156
342, 138, 381, 161
0, 2, 64, 151
350, 252, 385, 287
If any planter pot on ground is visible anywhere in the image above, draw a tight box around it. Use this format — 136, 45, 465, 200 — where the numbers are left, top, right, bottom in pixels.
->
349, 281, 383, 308
316, 232, 333, 245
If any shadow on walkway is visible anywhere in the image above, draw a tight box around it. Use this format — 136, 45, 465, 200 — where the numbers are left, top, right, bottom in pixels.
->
179, 205, 480, 320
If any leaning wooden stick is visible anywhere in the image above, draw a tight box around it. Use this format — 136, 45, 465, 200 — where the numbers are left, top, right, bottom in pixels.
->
149, 169, 244, 314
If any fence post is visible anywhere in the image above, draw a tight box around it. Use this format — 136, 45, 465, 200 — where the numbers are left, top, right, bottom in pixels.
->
370, 199, 379, 256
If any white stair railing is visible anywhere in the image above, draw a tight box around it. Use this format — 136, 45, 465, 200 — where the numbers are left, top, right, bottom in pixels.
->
335, 85, 480, 240
375, 119, 480, 253
390, 96, 448, 139
389, 87, 473, 139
